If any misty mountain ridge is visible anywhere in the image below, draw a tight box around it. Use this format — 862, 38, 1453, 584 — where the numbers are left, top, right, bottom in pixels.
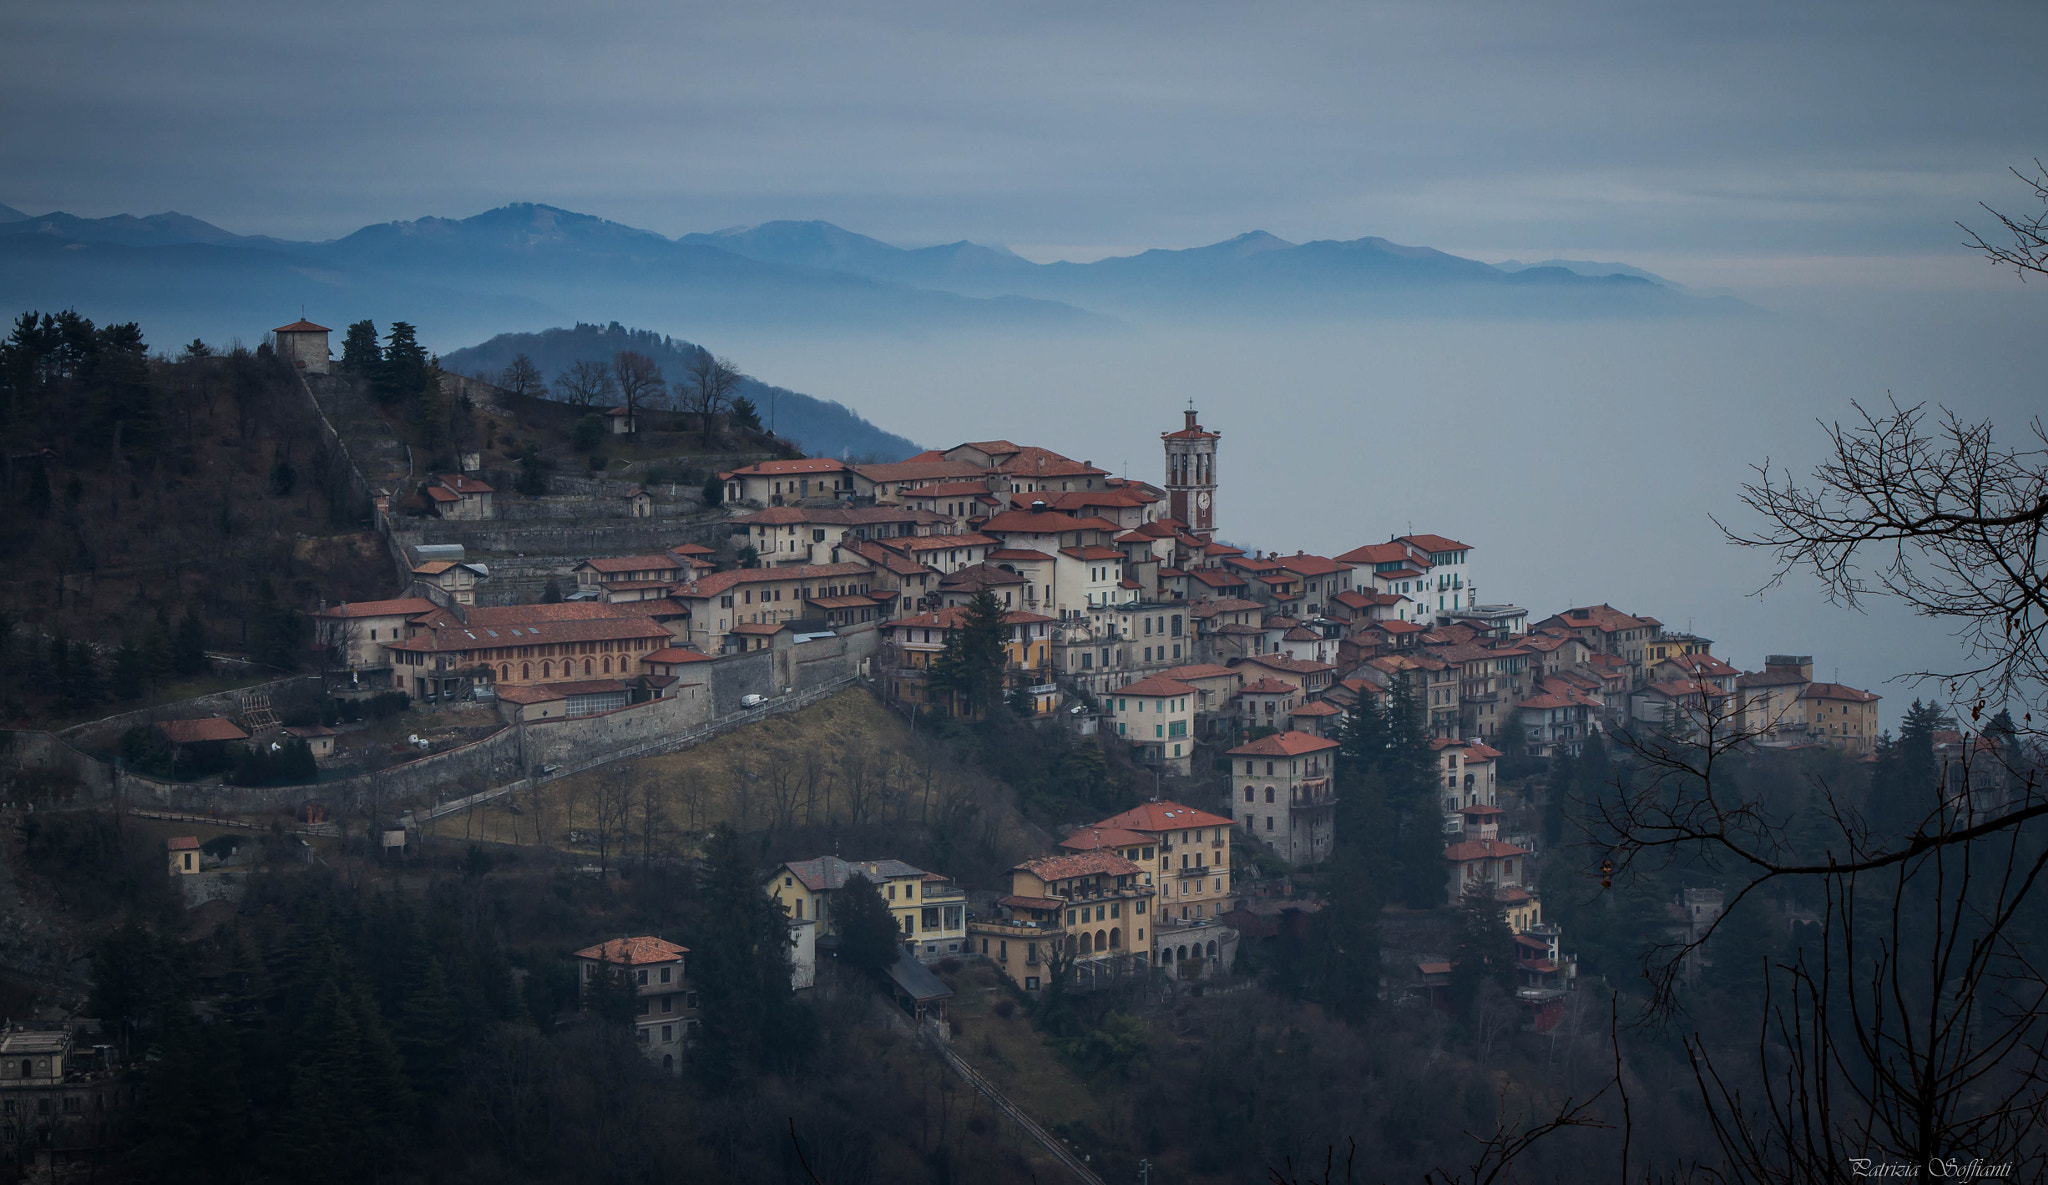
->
0, 199, 1745, 354
439, 321, 921, 461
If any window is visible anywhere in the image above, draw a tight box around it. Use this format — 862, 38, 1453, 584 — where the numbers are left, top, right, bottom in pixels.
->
661, 995, 673, 1013
636, 969, 648, 985
1265, 787, 1274, 803
1266, 817, 1274, 831
660, 966, 672, 983
662, 1025, 673, 1043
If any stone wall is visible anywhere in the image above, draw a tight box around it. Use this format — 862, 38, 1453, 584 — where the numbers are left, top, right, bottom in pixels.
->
59, 675, 326, 752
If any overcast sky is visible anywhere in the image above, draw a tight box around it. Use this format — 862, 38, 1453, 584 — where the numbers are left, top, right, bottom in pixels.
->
5, 0, 2046, 277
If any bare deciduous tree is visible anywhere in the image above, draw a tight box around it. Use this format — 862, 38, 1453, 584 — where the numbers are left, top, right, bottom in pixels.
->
553, 359, 614, 409
1960, 158, 2048, 280
677, 352, 744, 448
1718, 399, 2047, 735
498, 353, 545, 404
610, 350, 664, 425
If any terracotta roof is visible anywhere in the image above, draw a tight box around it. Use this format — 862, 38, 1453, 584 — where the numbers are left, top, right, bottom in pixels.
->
1089, 801, 1235, 832
436, 473, 494, 494
1291, 700, 1342, 717
1017, 851, 1144, 881
856, 459, 989, 483
644, 647, 712, 664
389, 615, 671, 653
1239, 678, 1296, 695
1113, 675, 1199, 698
1399, 534, 1472, 554
157, 717, 249, 743
1443, 840, 1529, 861
1058, 545, 1125, 561
167, 836, 201, 851
886, 532, 996, 553
987, 547, 1054, 562
1417, 961, 1454, 976
1057, 827, 1153, 851
1228, 730, 1338, 756
999, 895, 1066, 912
1234, 654, 1336, 675
721, 458, 857, 478
283, 724, 337, 737
979, 509, 1119, 535
573, 936, 689, 965
1336, 542, 1413, 565
1459, 804, 1505, 816
425, 485, 460, 502
1803, 682, 1879, 702
312, 596, 438, 619
496, 678, 632, 704
675, 562, 872, 599
1189, 597, 1263, 618
579, 555, 687, 574
1159, 663, 1237, 682
274, 319, 330, 333
1272, 553, 1344, 576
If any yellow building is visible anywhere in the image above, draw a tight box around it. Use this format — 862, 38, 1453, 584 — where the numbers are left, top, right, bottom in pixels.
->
766, 856, 969, 963
573, 936, 697, 1076
1109, 674, 1199, 774
970, 851, 1157, 992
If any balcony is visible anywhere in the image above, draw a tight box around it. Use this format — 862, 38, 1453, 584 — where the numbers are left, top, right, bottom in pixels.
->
1175, 864, 1213, 878
918, 884, 965, 902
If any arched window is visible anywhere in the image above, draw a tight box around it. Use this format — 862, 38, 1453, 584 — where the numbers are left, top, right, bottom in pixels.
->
1109, 927, 1121, 949
542, 661, 552, 678
1078, 932, 1092, 954
1095, 929, 1106, 951
521, 663, 530, 680
1265, 786, 1274, 803
500, 665, 510, 681
1206, 940, 1217, 959
1243, 785, 1254, 802
603, 656, 612, 673
584, 659, 593, 675
1160, 947, 1173, 964
1176, 945, 1189, 963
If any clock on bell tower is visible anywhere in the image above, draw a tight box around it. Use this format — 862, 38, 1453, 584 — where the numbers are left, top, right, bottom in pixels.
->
1162, 406, 1220, 540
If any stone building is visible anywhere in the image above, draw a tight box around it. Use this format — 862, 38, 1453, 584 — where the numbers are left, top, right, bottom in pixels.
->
1228, 731, 1339, 866
573, 936, 696, 1075
273, 319, 330, 374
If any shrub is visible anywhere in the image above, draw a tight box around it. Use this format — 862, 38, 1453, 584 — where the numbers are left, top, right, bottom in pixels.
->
571, 414, 604, 452
992, 998, 1017, 1019
366, 691, 410, 720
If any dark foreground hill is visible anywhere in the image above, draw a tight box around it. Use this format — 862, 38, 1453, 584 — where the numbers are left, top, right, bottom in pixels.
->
440, 322, 921, 461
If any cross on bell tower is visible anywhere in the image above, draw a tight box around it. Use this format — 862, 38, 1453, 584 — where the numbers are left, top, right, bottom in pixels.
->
1162, 405, 1219, 540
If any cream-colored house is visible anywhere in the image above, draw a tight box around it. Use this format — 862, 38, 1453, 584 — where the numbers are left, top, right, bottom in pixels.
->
765, 856, 968, 963
574, 936, 696, 1075
1228, 732, 1338, 866
1109, 675, 1198, 773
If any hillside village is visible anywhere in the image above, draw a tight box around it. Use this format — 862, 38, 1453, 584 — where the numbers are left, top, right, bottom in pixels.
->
289, 319, 1880, 1013
0, 312, 1905, 1179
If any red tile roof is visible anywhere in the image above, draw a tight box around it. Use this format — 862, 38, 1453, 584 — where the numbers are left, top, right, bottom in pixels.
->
1159, 663, 1237, 682
1017, 851, 1144, 881
1336, 542, 1412, 565
1057, 827, 1152, 851
1443, 839, 1529, 861
1399, 534, 1472, 554
274, 319, 330, 332
1113, 675, 1200, 698
721, 458, 857, 478
1089, 801, 1235, 832
312, 596, 438, 619
573, 936, 689, 965
167, 836, 201, 851
157, 717, 250, 744
1803, 682, 1880, 702
1228, 730, 1338, 756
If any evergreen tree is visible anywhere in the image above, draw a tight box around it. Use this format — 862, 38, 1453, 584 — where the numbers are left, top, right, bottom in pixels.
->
541, 576, 564, 604
340, 320, 380, 374
1447, 886, 1517, 1016
395, 958, 460, 1102
112, 637, 144, 700
1542, 743, 1577, 848
930, 590, 1008, 717
375, 322, 431, 406
700, 474, 723, 507
142, 608, 175, 686
834, 873, 904, 982
692, 831, 814, 1086
1295, 848, 1383, 1021
730, 394, 762, 431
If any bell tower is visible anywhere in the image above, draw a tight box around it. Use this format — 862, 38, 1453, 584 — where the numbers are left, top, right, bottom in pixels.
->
1162, 405, 1219, 539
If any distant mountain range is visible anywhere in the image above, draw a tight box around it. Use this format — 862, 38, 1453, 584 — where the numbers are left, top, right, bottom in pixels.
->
440, 323, 920, 461
0, 201, 1744, 352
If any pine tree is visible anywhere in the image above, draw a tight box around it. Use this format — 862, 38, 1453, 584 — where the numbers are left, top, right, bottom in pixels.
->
692, 830, 812, 1086
340, 320, 380, 374
834, 873, 904, 982
931, 590, 1009, 717
1447, 886, 1517, 1016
